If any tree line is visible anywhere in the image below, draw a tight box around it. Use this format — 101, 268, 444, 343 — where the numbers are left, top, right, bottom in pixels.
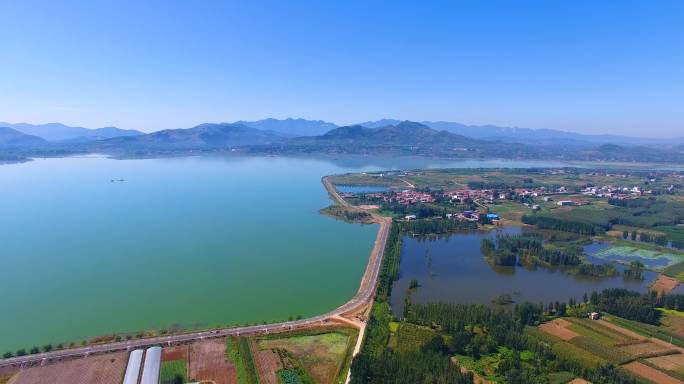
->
522, 215, 602, 236
481, 235, 582, 268
402, 218, 477, 235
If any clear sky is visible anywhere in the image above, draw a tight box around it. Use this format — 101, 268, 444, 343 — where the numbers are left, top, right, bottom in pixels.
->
1, 0, 682, 136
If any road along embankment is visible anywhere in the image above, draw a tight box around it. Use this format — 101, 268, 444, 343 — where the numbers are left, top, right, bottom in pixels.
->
1, 176, 392, 371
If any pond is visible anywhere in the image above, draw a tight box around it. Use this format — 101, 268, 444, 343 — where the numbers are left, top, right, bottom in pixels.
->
390, 227, 658, 317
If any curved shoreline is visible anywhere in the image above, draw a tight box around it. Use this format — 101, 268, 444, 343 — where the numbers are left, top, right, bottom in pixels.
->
0, 176, 390, 370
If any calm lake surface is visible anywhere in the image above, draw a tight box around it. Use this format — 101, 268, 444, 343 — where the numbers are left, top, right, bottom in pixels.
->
391, 228, 658, 316
0, 155, 571, 351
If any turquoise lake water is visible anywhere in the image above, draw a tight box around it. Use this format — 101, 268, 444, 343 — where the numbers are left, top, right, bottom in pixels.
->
0, 155, 576, 352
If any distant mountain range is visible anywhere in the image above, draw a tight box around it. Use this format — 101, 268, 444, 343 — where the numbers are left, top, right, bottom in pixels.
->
0, 127, 48, 147
235, 118, 337, 137
0, 122, 142, 142
358, 119, 684, 148
1, 118, 683, 164
93, 123, 286, 151
293, 121, 476, 147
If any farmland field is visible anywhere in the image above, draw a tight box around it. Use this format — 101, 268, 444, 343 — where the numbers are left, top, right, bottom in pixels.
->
160, 359, 187, 384
390, 322, 436, 352
536, 315, 684, 383
6, 352, 127, 384
188, 339, 236, 384
565, 318, 634, 344
538, 319, 579, 341
226, 336, 259, 384
646, 353, 684, 372
252, 348, 281, 384
624, 361, 683, 384
257, 329, 356, 384
665, 262, 684, 282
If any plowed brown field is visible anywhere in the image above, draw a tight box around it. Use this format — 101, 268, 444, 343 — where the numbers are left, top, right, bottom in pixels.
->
623, 361, 683, 384
253, 348, 281, 384
8, 352, 127, 384
188, 340, 236, 384
539, 319, 579, 341
647, 353, 684, 371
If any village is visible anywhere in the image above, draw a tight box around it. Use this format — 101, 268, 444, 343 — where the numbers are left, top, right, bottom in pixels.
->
341, 178, 663, 224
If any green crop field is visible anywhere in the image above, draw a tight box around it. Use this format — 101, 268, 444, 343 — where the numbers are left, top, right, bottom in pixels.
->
226, 336, 260, 384
160, 359, 187, 384
525, 326, 563, 345
392, 322, 437, 353
552, 341, 607, 367
664, 261, 684, 281
603, 315, 684, 349
566, 318, 633, 343
258, 330, 355, 384
569, 336, 632, 364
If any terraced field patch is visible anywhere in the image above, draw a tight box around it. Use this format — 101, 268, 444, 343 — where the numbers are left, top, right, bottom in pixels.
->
257, 330, 355, 384
566, 318, 633, 344
647, 353, 684, 372
539, 319, 579, 341
624, 361, 683, 384
252, 346, 281, 384
188, 339, 236, 384
619, 340, 673, 357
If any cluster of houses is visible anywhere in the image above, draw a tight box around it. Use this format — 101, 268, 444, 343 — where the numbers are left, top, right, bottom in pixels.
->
580, 185, 652, 199
380, 190, 435, 205
444, 189, 496, 203
444, 186, 571, 204
405, 210, 500, 222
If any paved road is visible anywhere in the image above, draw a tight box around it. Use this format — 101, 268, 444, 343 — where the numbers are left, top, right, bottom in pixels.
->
0, 177, 391, 369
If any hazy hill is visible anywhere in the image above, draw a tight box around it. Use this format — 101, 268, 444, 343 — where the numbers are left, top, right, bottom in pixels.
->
95, 123, 286, 150
235, 118, 337, 137
295, 121, 476, 147
359, 119, 684, 148
2, 118, 683, 164
0, 127, 49, 147
0, 122, 143, 142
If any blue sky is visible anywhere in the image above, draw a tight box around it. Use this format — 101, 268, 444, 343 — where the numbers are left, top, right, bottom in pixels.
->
0, 0, 682, 136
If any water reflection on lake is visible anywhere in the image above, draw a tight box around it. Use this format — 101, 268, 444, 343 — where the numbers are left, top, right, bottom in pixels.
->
391, 227, 657, 317
336, 185, 390, 193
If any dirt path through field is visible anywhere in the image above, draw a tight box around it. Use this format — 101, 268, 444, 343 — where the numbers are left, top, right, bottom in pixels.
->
399, 179, 415, 188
